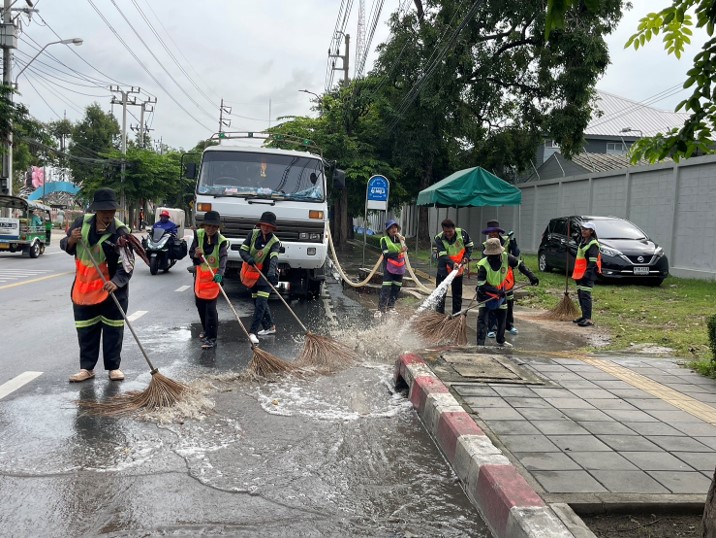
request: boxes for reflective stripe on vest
[572,238,602,280]
[239,229,279,288]
[71,215,125,306]
[382,236,405,271]
[195,228,227,300]
[439,228,466,276]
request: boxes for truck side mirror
[333,169,346,190]
[185,162,197,179]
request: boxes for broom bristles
[78,371,189,416]
[297,332,357,371]
[540,291,581,321]
[413,311,450,343]
[246,346,297,378]
[413,310,469,345]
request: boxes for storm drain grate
[437,352,546,385]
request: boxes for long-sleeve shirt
[153,219,178,235]
[476,254,536,301]
[239,230,280,276]
[60,215,133,291]
[434,229,474,277]
[189,231,228,276]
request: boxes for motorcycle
[143,228,187,275]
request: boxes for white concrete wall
[398,154,716,280]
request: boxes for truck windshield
[197,151,325,202]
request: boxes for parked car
[538,216,669,286]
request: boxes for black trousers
[74,291,127,371]
[489,294,515,331]
[435,274,463,315]
[576,277,594,320]
[250,281,273,334]
[378,271,403,312]
[478,306,507,345]
[195,296,219,340]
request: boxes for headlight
[600,246,622,257]
[654,246,664,258]
[309,233,321,240]
[299,232,308,240]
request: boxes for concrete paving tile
[568,451,638,470]
[639,374,678,385]
[648,471,713,494]
[667,383,709,394]
[602,409,658,422]
[645,435,714,452]
[622,422,683,436]
[695,437,716,450]
[647,410,706,422]
[686,393,716,403]
[532,470,608,493]
[543,397,597,410]
[545,372,586,382]
[487,420,542,435]
[560,408,614,422]
[515,452,582,471]
[565,388,616,399]
[674,422,716,437]
[533,420,591,435]
[622,451,696,471]
[462,396,510,408]
[517,408,568,421]
[504,396,553,408]
[500,434,560,452]
[451,385,499,397]
[675,452,716,471]
[531,364,571,373]
[559,380,601,390]
[564,364,603,373]
[547,435,612,452]
[589,470,669,493]
[531,388,573,398]
[607,388,654,399]
[490,386,538,397]
[591,380,632,390]
[623,398,680,411]
[596,435,661,452]
[472,407,524,421]
[630,367,673,375]
[585,398,638,410]
[579,422,638,436]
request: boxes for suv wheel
[538,251,551,273]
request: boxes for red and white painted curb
[395,353,577,538]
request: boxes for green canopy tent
[416,166,521,208]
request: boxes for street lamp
[14,37,83,86]
[298,89,320,100]
[620,127,643,137]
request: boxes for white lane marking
[0,371,43,400]
[175,285,190,292]
[127,310,148,322]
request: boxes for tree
[68,103,120,191]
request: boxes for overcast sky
[8,0,697,150]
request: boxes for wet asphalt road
[0,238,490,537]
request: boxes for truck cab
[186,133,341,297]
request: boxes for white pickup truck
[185,132,344,297]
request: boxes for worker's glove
[530,276,539,286]
[461,257,469,265]
[268,272,278,285]
[213,274,223,283]
[245,256,256,265]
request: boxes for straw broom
[203,257,297,378]
[251,264,357,371]
[78,240,188,416]
[542,220,580,321]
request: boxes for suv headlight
[654,246,664,259]
[600,246,622,257]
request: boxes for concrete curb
[394,352,579,538]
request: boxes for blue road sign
[366,175,389,210]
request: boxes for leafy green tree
[68,103,120,189]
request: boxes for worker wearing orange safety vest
[476,238,539,347]
[190,210,228,349]
[376,219,408,317]
[60,188,133,383]
[572,222,601,327]
[239,211,281,344]
[434,218,474,315]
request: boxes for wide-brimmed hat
[203,210,221,226]
[385,219,400,231]
[483,237,504,255]
[258,211,277,229]
[481,226,505,235]
[160,210,170,217]
[89,188,119,211]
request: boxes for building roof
[586,90,690,137]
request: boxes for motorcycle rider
[153,210,178,235]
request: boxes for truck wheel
[29,242,41,258]
[307,279,323,298]
[150,256,159,275]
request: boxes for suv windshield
[591,218,646,240]
[197,151,325,202]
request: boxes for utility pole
[329,34,351,247]
[139,97,156,148]
[110,85,140,223]
[1,0,17,200]
[219,98,231,135]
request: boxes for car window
[551,218,567,236]
[593,219,646,240]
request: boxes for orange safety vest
[437,228,467,276]
[195,228,228,300]
[72,215,124,306]
[572,239,602,280]
[239,229,279,288]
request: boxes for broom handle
[81,239,158,373]
[449,283,529,319]
[199,255,256,347]
[251,263,309,334]
[564,221,571,293]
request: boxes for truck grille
[196,215,325,243]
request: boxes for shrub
[708,314,716,363]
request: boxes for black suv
[538,216,669,286]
